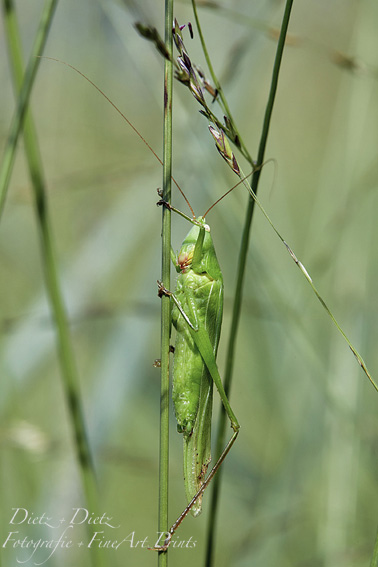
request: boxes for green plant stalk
[191,0,253,164]
[0,0,58,219]
[2,2,102,566]
[204,1,295,565]
[370,527,378,566]
[158,0,173,563]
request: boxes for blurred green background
[1,1,378,566]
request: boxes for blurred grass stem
[0,0,57,219]
[2,2,102,565]
[370,528,378,567]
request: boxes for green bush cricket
[40,57,242,550]
[44,51,377,554]
[155,202,240,551]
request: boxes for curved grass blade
[236,165,378,392]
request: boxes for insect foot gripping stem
[156,198,173,210]
[148,531,173,552]
[157,280,172,298]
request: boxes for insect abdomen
[172,271,222,435]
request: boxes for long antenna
[203,158,277,218]
[40,56,195,218]
[203,171,253,218]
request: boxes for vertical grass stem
[370,527,378,567]
[158,0,173,564]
